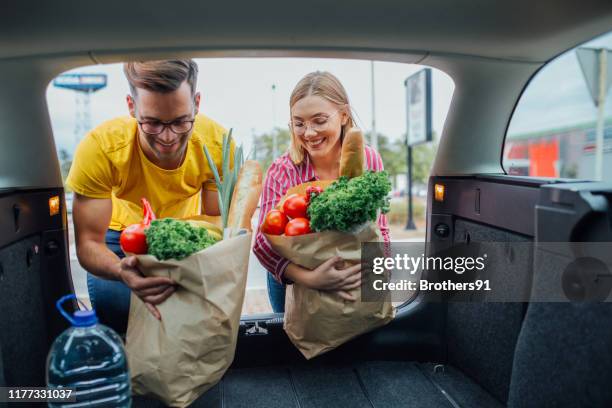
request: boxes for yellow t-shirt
[66,114,230,231]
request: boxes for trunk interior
[1,176,611,407]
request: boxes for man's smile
[155,139,180,153]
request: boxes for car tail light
[434,184,445,202]
[49,195,60,216]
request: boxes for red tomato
[283,194,309,219]
[285,218,311,236]
[305,186,324,203]
[261,210,288,235]
[306,185,323,196]
[120,197,156,255]
[120,222,148,254]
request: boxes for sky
[508,31,612,136]
[47,31,612,156]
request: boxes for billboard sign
[53,73,108,92]
[405,68,433,146]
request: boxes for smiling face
[127,81,200,169]
[290,95,348,163]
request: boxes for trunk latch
[244,321,268,336]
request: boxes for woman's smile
[305,136,326,149]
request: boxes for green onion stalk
[202,129,244,231]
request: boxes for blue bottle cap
[72,310,99,327]
[56,294,99,327]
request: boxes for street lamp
[272,84,277,159]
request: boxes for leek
[203,129,244,229]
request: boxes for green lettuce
[307,171,392,232]
[146,218,218,260]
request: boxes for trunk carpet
[133,361,502,407]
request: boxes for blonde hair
[123,59,198,96]
[288,71,355,164]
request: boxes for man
[67,59,230,333]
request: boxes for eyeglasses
[289,110,342,137]
[137,118,195,135]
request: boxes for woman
[253,71,390,313]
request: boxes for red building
[504,119,612,179]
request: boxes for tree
[252,127,291,172]
[58,148,73,183]
[365,131,437,188]
[363,131,406,188]
[411,140,437,185]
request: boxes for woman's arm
[284,259,362,301]
[252,161,363,298]
[252,161,292,282]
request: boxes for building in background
[504,118,612,179]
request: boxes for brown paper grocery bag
[126,233,251,407]
[265,224,395,359]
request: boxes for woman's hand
[285,256,361,301]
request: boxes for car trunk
[2,178,612,407]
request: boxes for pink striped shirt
[253,145,391,283]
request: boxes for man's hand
[118,256,176,320]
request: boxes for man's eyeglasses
[137,119,195,135]
[289,110,342,137]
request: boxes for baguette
[339,127,365,178]
[227,160,263,231]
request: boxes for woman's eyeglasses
[137,119,195,135]
[289,110,341,137]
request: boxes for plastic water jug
[46,294,131,407]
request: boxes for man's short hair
[123,59,198,96]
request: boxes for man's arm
[73,193,176,320]
[202,188,220,216]
[73,193,122,280]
